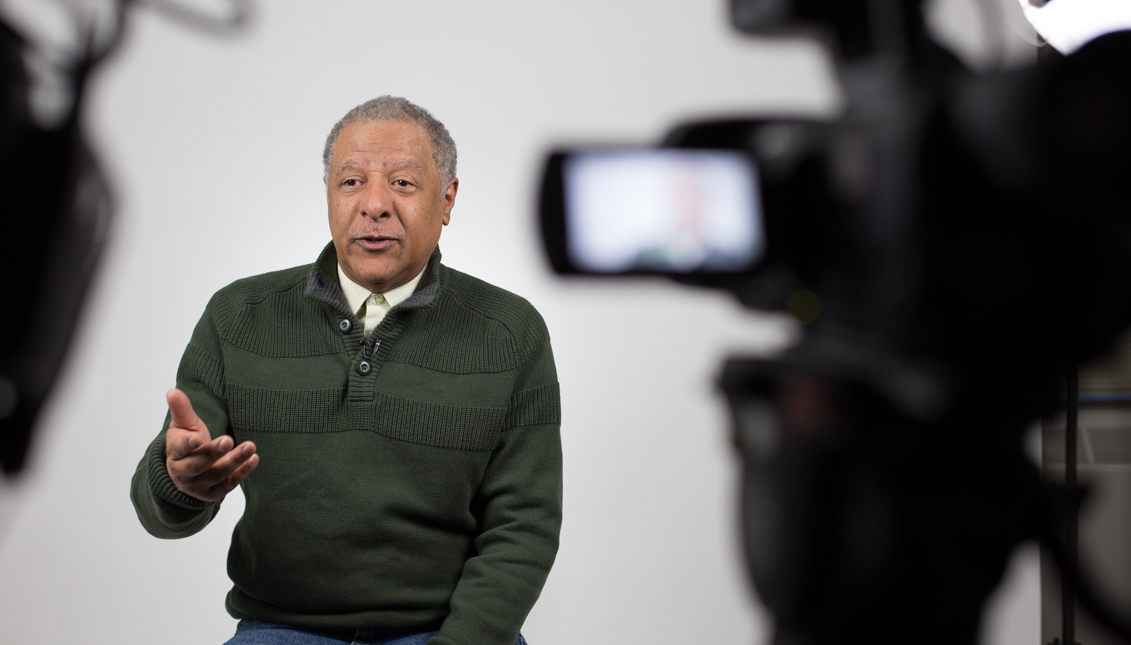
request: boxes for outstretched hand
[164,388,258,502]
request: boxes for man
[131,96,562,645]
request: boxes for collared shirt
[337,264,426,336]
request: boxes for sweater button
[339,319,352,333]
[356,360,371,375]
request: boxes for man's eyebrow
[336,160,363,175]
[388,160,424,172]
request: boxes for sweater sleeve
[429,334,563,645]
[130,298,232,539]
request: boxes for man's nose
[360,180,393,219]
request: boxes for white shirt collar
[336,263,427,318]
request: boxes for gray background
[0,1,1039,643]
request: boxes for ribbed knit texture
[130,244,562,645]
[177,344,225,398]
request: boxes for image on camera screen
[562,149,763,273]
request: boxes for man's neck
[337,264,427,319]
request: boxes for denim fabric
[223,620,529,645]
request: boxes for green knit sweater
[130,243,562,645]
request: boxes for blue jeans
[223,620,529,645]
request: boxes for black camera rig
[540,1,1131,643]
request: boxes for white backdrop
[0,2,1037,643]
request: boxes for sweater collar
[305,242,443,313]
[336,263,425,317]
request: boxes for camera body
[542,29,1131,422]
[539,1,1131,641]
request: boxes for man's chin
[356,270,398,287]
[339,256,395,286]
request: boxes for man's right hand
[164,388,259,502]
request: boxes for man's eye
[343,179,360,187]
[394,180,412,187]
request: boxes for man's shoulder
[207,263,314,312]
[441,265,549,341]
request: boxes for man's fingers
[167,440,257,502]
[165,385,227,462]
[166,388,207,433]
[173,441,256,485]
[167,427,229,460]
[208,452,259,497]
[166,431,192,460]
[169,438,236,477]
[199,441,256,482]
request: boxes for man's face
[327,119,457,294]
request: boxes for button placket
[356,337,382,376]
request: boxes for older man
[131,96,562,645]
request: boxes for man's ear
[442,177,459,226]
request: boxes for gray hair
[322,96,457,188]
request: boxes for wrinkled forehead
[331,119,436,173]
[336,158,425,177]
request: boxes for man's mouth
[354,235,397,251]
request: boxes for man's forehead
[335,119,430,154]
[332,120,434,173]
[336,158,424,172]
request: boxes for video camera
[540,1,1131,643]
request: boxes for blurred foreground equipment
[540,0,1131,642]
[0,12,116,475]
[1041,331,1131,645]
[0,0,249,476]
